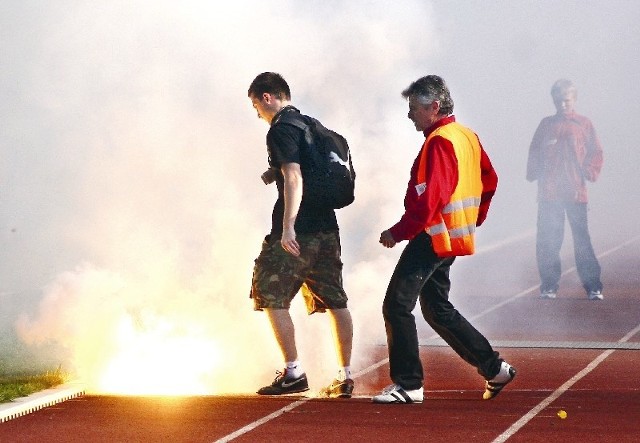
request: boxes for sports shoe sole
[483,366,516,400]
[257,385,309,395]
[319,379,354,398]
[257,374,310,395]
[322,387,353,399]
[372,388,423,404]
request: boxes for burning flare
[97,311,221,395]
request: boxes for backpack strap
[273,110,309,131]
[274,113,316,150]
[278,117,308,132]
[271,105,304,125]
[272,112,324,171]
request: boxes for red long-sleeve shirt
[526,112,603,203]
[389,116,498,242]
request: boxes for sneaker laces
[271,370,286,384]
[381,384,400,394]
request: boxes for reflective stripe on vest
[417,122,483,257]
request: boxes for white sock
[285,361,303,378]
[337,366,351,381]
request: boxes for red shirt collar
[423,115,456,137]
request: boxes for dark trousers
[382,232,501,390]
[536,201,602,293]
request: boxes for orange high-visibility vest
[416,122,483,257]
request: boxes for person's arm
[477,144,498,227]
[281,162,303,256]
[582,120,603,182]
[526,121,545,182]
[387,138,457,243]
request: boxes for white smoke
[1,0,435,392]
[2,0,639,393]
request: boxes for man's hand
[281,227,300,256]
[379,230,397,248]
[261,168,276,185]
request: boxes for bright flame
[96,312,220,395]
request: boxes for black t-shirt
[266,106,338,239]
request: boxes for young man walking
[248,72,354,398]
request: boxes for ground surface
[1,230,638,442]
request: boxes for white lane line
[474,229,535,256]
[212,233,534,441]
[492,322,640,443]
[357,233,640,378]
[353,231,537,380]
[468,233,640,322]
[214,398,310,443]
[214,233,640,442]
[418,339,640,350]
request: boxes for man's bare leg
[328,308,353,368]
[265,308,298,362]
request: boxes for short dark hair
[402,75,454,115]
[551,78,577,99]
[248,72,291,100]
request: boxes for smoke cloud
[1,1,638,393]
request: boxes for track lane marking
[466,233,640,323]
[489,234,640,442]
[491,322,640,443]
[214,233,640,442]
[214,399,309,443]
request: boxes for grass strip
[0,367,66,403]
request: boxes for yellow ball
[557,410,567,419]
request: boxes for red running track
[1,232,639,442]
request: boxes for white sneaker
[372,384,423,404]
[588,290,604,300]
[540,289,557,299]
[483,361,516,400]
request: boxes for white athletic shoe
[540,289,557,299]
[588,290,604,300]
[372,384,423,404]
[483,361,516,400]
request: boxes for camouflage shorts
[250,231,348,314]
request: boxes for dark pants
[382,232,501,390]
[536,201,602,293]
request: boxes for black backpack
[275,113,355,209]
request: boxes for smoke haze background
[1,0,638,393]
